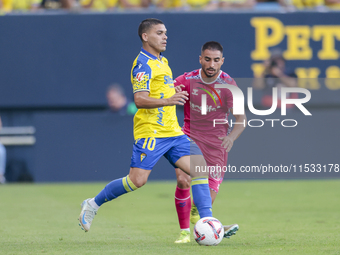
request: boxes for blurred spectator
[0,0,40,12]
[324,0,340,9]
[80,0,150,10]
[0,116,6,184]
[80,0,117,11]
[220,0,256,9]
[118,0,150,8]
[254,0,281,11]
[107,84,137,116]
[40,0,74,9]
[252,49,298,109]
[154,0,219,10]
[185,0,217,9]
[277,0,325,10]
[153,0,184,9]
[173,0,256,11]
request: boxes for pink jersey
[175,69,238,191]
[175,69,237,149]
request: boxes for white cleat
[223,224,239,238]
[78,198,97,232]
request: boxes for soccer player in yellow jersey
[79,19,216,241]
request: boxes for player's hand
[218,136,234,152]
[166,91,189,106]
[175,84,185,93]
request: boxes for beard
[202,68,217,78]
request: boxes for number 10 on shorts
[142,138,156,151]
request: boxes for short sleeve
[132,62,152,93]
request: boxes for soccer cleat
[190,204,200,225]
[174,230,190,243]
[223,224,239,238]
[78,198,97,232]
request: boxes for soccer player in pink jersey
[173,41,247,243]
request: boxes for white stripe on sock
[174,195,191,201]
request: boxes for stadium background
[0,12,339,182]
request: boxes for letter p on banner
[213,119,228,127]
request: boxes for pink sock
[174,186,191,230]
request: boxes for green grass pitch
[1,180,340,255]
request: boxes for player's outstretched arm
[134,91,189,109]
[218,109,247,152]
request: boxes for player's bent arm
[134,91,189,109]
[228,109,247,142]
[219,110,246,152]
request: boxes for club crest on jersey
[136,72,145,82]
[140,153,147,162]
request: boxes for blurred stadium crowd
[0,0,339,13]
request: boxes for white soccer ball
[193,217,224,246]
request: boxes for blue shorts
[130,135,202,170]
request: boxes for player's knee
[190,155,207,177]
[177,174,191,189]
[131,177,147,188]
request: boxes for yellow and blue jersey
[131,48,183,140]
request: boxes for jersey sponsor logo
[190,101,219,113]
[140,153,147,162]
[157,93,165,126]
[164,75,173,85]
[136,72,145,82]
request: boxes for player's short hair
[201,41,223,54]
[138,18,164,42]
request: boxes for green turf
[1,180,340,255]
